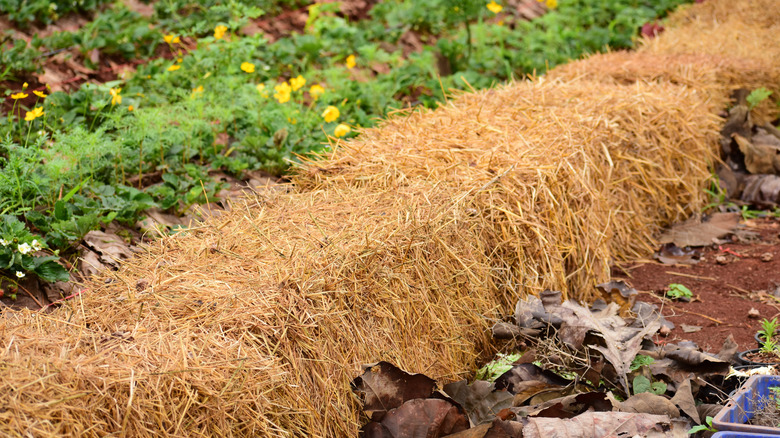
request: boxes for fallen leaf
[741,174,780,207]
[522,391,614,419]
[619,392,679,418]
[443,418,524,438]
[595,280,637,314]
[494,363,569,394]
[363,398,469,438]
[81,230,138,277]
[654,243,700,265]
[734,133,780,175]
[352,362,437,421]
[561,301,661,394]
[670,379,699,423]
[680,324,702,333]
[443,380,514,426]
[658,212,740,247]
[522,412,674,438]
[511,380,560,406]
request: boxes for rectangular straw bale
[0,76,719,437]
[0,0,777,436]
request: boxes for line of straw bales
[1,0,779,436]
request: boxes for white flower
[31,239,42,251]
[15,271,25,278]
[17,243,32,255]
[0,239,8,246]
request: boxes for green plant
[687,416,716,434]
[475,352,521,381]
[747,87,773,110]
[759,318,779,343]
[632,375,667,395]
[629,354,655,371]
[760,339,780,355]
[666,283,692,300]
[0,215,69,283]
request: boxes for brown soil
[613,217,780,354]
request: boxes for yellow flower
[289,75,306,91]
[542,0,557,8]
[487,1,503,13]
[22,82,28,89]
[109,88,122,105]
[11,92,28,100]
[334,124,351,138]
[345,54,356,69]
[167,64,181,72]
[309,84,325,100]
[321,105,340,123]
[33,90,47,98]
[128,105,134,111]
[173,36,181,44]
[24,107,44,121]
[241,62,255,73]
[164,34,174,44]
[191,85,204,98]
[274,82,292,103]
[256,83,266,92]
[214,25,227,40]
[177,57,183,63]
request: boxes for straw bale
[0,0,778,436]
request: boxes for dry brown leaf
[352,362,437,422]
[364,398,469,438]
[658,212,740,247]
[734,133,780,174]
[443,380,513,426]
[619,392,679,418]
[670,379,699,423]
[522,412,674,438]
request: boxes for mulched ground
[614,217,780,353]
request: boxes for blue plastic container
[713,375,780,435]
[713,432,780,437]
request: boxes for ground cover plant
[1,0,693,293]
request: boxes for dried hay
[1,0,778,436]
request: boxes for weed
[759,318,779,344]
[687,416,716,434]
[666,283,692,300]
[747,87,773,110]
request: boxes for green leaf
[630,354,654,371]
[650,381,667,395]
[632,375,651,394]
[61,178,90,203]
[53,200,71,221]
[747,87,773,110]
[34,259,70,282]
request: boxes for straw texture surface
[1,0,778,436]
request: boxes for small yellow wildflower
[11,92,28,100]
[22,82,28,89]
[214,25,227,40]
[191,85,204,98]
[274,82,292,103]
[287,117,297,125]
[289,75,306,91]
[487,1,503,13]
[321,105,340,123]
[256,83,268,97]
[109,88,122,105]
[173,36,181,44]
[309,84,325,100]
[24,107,44,121]
[241,62,255,73]
[345,54,356,69]
[167,64,181,72]
[177,57,183,63]
[334,124,351,138]
[33,90,47,98]
[128,105,135,111]
[164,34,174,44]
[538,0,557,8]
